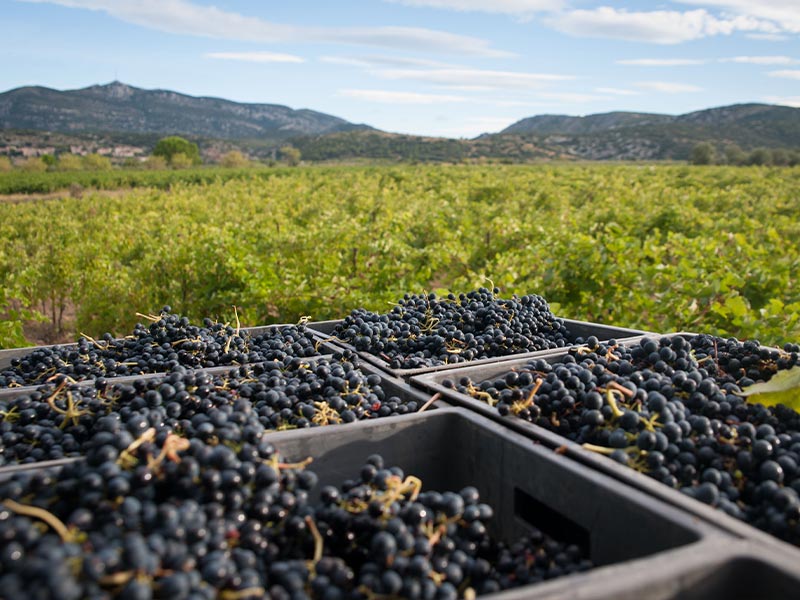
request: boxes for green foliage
[0,166,280,194]
[152,136,201,165]
[279,146,301,166]
[219,150,250,168]
[57,154,84,171]
[0,165,798,347]
[747,148,772,166]
[724,144,747,166]
[82,153,113,171]
[690,142,715,165]
[740,366,800,410]
[169,152,193,169]
[18,157,47,173]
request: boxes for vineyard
[1,164,799,348]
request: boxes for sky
[1,1,799,138]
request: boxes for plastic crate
[0,359,446,470]
[1,408,754,599]
[192,409,795,599]
[411,334,800,562]
[308,318,649,380]
[0,324,341,396]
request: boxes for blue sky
[2,0,799,137]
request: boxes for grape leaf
[738,366,800,410]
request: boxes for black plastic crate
[0,359,446,470]
[488,540,800,599]
[411,335,800,562]
[0,323,339,373]
[230,408,756,598]
[0,407,742,599]
[0,324,342,398]
[309,318,648,380]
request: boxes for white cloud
[768,70,800,79]
[547,7,779,44]
[763,95,800,107]
[746,33,789,41]
[384,0,563,16]
[676,1,800,34]
[320,55,455,69]
[595,87,641,95]
[537,91,610,103]
[375,68,574,90]
[19,0,512,57]
[617,58,706,66]
[636,81,703,93]
[338,89,468,104]
[721,55,797,64]
[205,51,304,64]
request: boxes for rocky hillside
[496,103,800,160]
[0,81,369,141]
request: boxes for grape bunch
[334,288,572,370]
[0,307,321,388]
[0,354,423,465]
[0,434,592,599]
[444,334,800,545]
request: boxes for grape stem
[305,515,324,563]
[417,393,441,413]
[219,588,267,600]
[581,443,617,455]
[117,427,157,468]
[3,499,78,543]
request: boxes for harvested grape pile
[444,334,800,545]
[334,288,572,370]
[0,308,321,388]
[0,439,592,599]
[0,354,423,466]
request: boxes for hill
[497,103,800,160]
[0,81,369,142]
[1,80,798,162]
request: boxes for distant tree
[83,153,113,170]
[0,156,11,172]
[57,154,84,171]
[747,148,772,166]
[18,157,47,172]
[143,155,167,170]
[153,136,200,165]
[280,145,301,166]
[41,154,57,168]
[724,144,746,166]
[788,150,800,167]
[689,142,715,165]
[169,152,193,169]
[219,150,250,168]
[771,148,789,166]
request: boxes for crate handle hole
[513,487,591,554]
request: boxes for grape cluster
[313,454,592,598]
[334,288,571,370]
[0,354,422,465]
[0,437,591,599]
[0,308,321,388]
[444,334,800,545]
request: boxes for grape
[450,334,800,545]
[0,308,322,388]
[0,439,592,598]
[0,353,421,465]
[334,288,572,370]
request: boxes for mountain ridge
[0,81,371,142]
[1,81,798,162]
